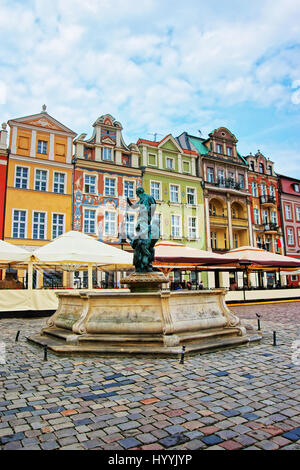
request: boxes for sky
[1,0,300,177]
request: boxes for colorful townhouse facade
[246,151,282,254]
[72,114,142,248]
[4,106,76,252]
[0,123,8,240]
[178,127,251,253]
[277,174,300,261]
[136,134,205,250]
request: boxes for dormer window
[250,161,255,171]
[268,165,272,175]
[259,163,264,174]
[226,147,233,157]
[293,183,300,193]
[103,148,112,161]
[216,144,223,154]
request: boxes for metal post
[273,331,277,346]
[15,330,20,342]
[180,345,186,364]
[44,345,48,361]
[256,313,261,331]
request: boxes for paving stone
[201,434,224,446]
[119,437,141,449]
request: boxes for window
[124,180,134,198]
[298,229,300,246]
[170,184,179,203]
[52,214,64,239]
[105,211,116,236]
[150,181,160,200]
[218,169,225,186]
[210,231,217,249]
[207,167,214,183]
[182,161,190,173]
[293,183,300,193]
[226,147,233,156]
[209,204,216,216]
[84,209,96,234]
[166,158,174,170]
[287,228,294,245]
[269,185,275,197]
[188,217,197,238]
[153,213,162,237]
[228,171,235,188]
[271,211,277,224]
[125,214,135,237]
[259,163,264,174]
[187,187,196,205]
[103,148,112,161]
[53,172,65,194]
[252,182,258,197]
[33,211,46,240]
[250,161,255,171]
[268,165,272,176]
[171,215,181,237]
[105,178,116,196]
[234,233,238,248]
[37,140,47,154]
[238,174,245,189]
[35,169,47,192]
[285,204,292,220]
[84,175,96,194]
[262,210,268,224]
[261,184,266,196]
[15,166,28,189]
[12,210,26,238]
[216,144,223,154]
[148,154,157,166]
[296,207,300,222]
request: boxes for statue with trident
[126,187,160,272]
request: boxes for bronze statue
[127,187,159,272]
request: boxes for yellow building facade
[4,106,76,253]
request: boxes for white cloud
[0,0,300,176]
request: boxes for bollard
[180,345,186,364]
[43,345,48,361]
[273,331,277,346]
[15,330,20,342]
[256,313,261,331]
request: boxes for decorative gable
[210,127,238,143]
[8,111,76,136]
[158,135,182,153]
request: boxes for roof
[137,136,198,156]
[187,135,210,155]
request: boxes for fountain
[28,188,261,355]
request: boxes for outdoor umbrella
[32,231,133,289]
[153,240,239,266]
[0,239,32,264]
[223,246,300,269]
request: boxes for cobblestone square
[0,301,299,450]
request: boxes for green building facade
[136,134,206,251]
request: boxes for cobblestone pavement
[0,301,299,451]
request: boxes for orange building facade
[4,106,76,252]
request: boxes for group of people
[171,280,204,290]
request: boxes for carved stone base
[27,289,262,355]
[120,271,169,292]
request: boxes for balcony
[206,179,245,191]
[264,222,278,233]
[260,195,276,206]
[232,216,248,227]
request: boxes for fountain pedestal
[28,277,261,355]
